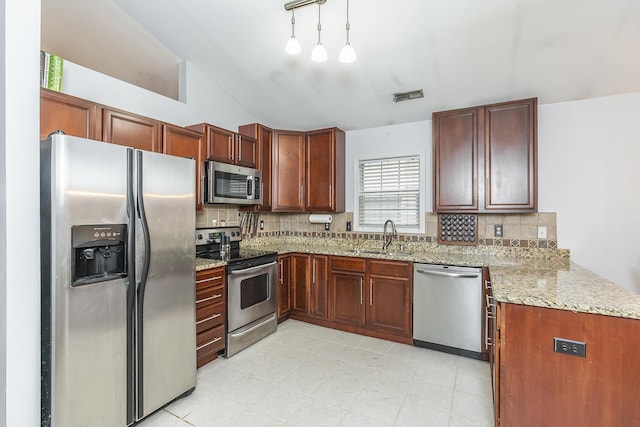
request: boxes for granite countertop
[195,258,226,271]
[237,239,640,320]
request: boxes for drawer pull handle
[196,336,222,351]
[197,275,223,283]
[196,313,222,325]
[196,294,222,304]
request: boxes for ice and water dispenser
[71,224,127,286]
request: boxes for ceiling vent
[393,89,424,103]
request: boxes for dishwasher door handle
[415,269,480,279]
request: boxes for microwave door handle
[247,177,253,197]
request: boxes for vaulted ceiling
[42,0,640,131]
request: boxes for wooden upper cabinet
[238,123,273,211]
[433,107,480,211]
[484,99,537,211]
[188,123,256,168]
[433,97,537,213]
[272,130,306,212]
[305,128,345,213]
[162,123,204,210]
[102,108,161,152]
[40,88,99,140]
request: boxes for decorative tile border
[252,230,557,249]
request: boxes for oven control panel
[196,226,242,246]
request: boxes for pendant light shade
[339,0,356,63]
[285,9,301,54]
[311,3,327,62]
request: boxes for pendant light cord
[345,0,350,44]
[317,3,322,44]
[290,9,296,37]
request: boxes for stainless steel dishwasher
[413,263,483,359]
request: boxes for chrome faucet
[382,219,397,251]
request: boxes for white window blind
[358,156,421,228]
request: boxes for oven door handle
[229,261,278,275]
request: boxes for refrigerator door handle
[125,148,136,425]
[135,150,152,419]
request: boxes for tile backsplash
[197,207,560,249]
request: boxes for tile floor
[139,320,494,427]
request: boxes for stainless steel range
[196,226,278,357]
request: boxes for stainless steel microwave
[204,161,262,205]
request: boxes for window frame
[353,151,426,234]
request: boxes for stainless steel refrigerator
[41,134,197,426]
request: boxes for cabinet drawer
[369,260,411,277]
[196,284,224,309]
[196,302,225,334]
[196,324,225,367]
[331,256,366,272]
[196,267,225,289]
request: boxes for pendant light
[285,9,301,55]
[311,3,327,62]
[338,0,356,63]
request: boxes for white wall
[62,59,257,130]
[345,92,640,293]
[1,0,42,425]
[538,92,640,293]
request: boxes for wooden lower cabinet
[367,260,412,336]
[310,255,329,319]
[496,303,640,426]
[195,267,226,368]
[286,255,412,343]
[329,257,366,326]
[290,254,311,314]
[277,255,291,320]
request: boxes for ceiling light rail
[283,0,356,63]
[284,0,326,11]
[393,89,424,103]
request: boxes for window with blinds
[357,156,421,229]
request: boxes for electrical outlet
[346,221,352,232]
[324,223,330,231]
[494,224,503,237]
[259,220,264,230]
[538,226,547,239]
[554,338,586,358]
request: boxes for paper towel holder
[308,214,332,224]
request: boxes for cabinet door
[329,271,365,327]
[278,255,291,319]
[492,302,501,427]
[484,98,537,211]
[258,126,273,210]
[40,88,98,140]
[366,260,412,336]
[236,134,257,168]
[238,124,272,211]
[272,131,305,212]
[162,124,204,210]
[433,107,480,211]
[306,129,342,212]
[102,108,161,152]
[290,254,310,314]
[311,255,329,319]
[205,125,235,164]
